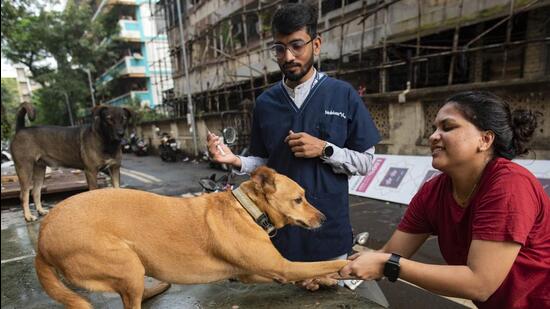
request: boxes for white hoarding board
[349,155,550,205]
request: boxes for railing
[118,19,141,41]
[106,90,151,107]
[92,0,137,21]
[97,56,146,85]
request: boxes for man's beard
[280,52,314,82]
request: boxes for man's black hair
[271,3,318,39]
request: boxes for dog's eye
[293,197,302,204]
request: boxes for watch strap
[389,253,401,264]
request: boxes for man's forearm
[321,145,375,176]
[233,156,268,175]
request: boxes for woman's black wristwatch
[383,253,401,282]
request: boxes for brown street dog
[35,166,349,309]
[10,103,132,222]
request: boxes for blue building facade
[93,0,172,108]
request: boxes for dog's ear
[251,166,277,195]
[92,105,108,131]
[122,107,134,122]
[122,107,136,129]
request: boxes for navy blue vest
[249,75,380,261]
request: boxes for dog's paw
[38,209,49,216]
[25,214,38,222]
[315,277,339,286]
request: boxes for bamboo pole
[502,0,516,77]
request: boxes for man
[207,2,379,279]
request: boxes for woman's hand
[338,252,390,281]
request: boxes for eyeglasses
[269,37,315,59]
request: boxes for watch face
[324,145,334,157]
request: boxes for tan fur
[35,166,348,309]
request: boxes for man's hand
[284,130,326,158]
[206,132,240,166]
[338,252,389,281]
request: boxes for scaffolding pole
[175,0,198,156]
[502,0,516,77]
[448,0,464,85]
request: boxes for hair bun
[511,109,541,156]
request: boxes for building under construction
[140,0,549,159]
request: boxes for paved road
[1,154,474,308]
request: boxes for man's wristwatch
[321,143,334,158]
[383,253,401,282]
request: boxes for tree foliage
[1,78,20,139]
[1,0,120,127]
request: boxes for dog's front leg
[109,166,121,188]
[237,274,275,283]
[84,170,99,190]
[270,260,349,283]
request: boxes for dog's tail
[15,102,36,132]
[35,252,93,309]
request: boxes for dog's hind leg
[109,165,121,188]
[32,164,49,216]
[15,163,36,222]
[142,280,171,301]
[59,238,147,309]
[113,256,147,309]
[84,170,98,190]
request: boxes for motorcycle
[159,132,187,162]
[198,172,234,193]
[1,141,12,164]
[121,137,132,153]
[129,133,149,156]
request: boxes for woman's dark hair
[271,3,318,39]
[445,91,541,160]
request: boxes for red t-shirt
[398,158,550,309]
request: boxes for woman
[339,91,549,308]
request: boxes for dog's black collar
[231,187,277,237]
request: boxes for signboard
[349,155,550,205]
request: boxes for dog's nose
[116,130,125,138]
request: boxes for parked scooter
[1,141,11,164]
[129,133,149,156]
[159,132,187,162]
[159,132,181,162]
[121,137,132,153]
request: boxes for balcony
[92,0,137,21]
[106,90,152,107]
[97,56,146,85]
[118,19,141,42]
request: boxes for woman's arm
[341,239,521,302]
[379,230,430,258]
